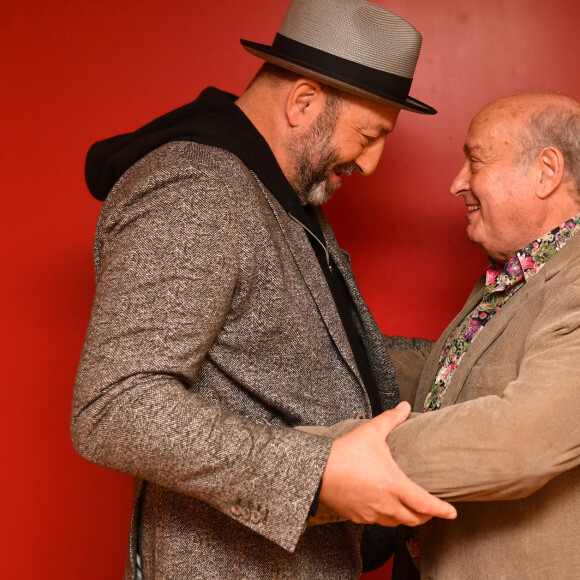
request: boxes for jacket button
[230,505,243,517]
[354,412,368,420]
[241,507,251,521]
[250,510,262,524]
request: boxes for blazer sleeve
[71,151,332,552]
[387,271,580,502]
[382,335,433,404]
[387,347,432,404]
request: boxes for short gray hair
[252,62,345,113]
[516,104,580,191]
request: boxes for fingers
[370,410,457,521]
[337,402,411,445]
[392,467,457,521]
[364,503,436,528]
[318,403,457,526]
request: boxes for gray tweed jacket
[71,141,401,579]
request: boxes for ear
[535,147,565,199]
[285,78,325,128]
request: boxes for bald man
[306,93,580,579]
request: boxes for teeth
[468,205,481,211]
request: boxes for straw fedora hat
[241,0,435,115]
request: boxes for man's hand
[318,402,457,527]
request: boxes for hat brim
[241,39,436,115]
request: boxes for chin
[466,225,485,246]
[307,182,339,206]
[466,232,489,254]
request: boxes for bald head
[476,92,579,120]
[473,93,580,191]
[451,92,580,263]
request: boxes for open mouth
[334,163,357,178]
[329,169,343,185]
[467,205,481,213]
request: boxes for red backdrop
[2,1,579,578]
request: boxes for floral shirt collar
[486,214,580,293]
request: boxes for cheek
[330,132,362,161]
[481,197,523,243]
[335,142,361,162]
[475,175,511,217]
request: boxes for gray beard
[296,144,341,206]
[299,157,358,206]
[287,98,345,206]
[306,180,336,206]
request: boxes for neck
[541,187,580,232]
[236,81,296,184]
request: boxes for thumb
[370,402,411,436]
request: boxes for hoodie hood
[85,87,294,205]
[84,85,325,260]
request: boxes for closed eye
[468,157,483,173]
[362,134,381,145]
[363,126,391,143]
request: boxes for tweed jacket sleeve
[71,142,343,552]
[387,236,580,502]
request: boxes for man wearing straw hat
[71,1,455,578]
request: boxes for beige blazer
[387,232,580,579]
[71,142,404,579]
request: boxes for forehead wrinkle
[352,122,391,138]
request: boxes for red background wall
[2,1,579,578]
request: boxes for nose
[355,138,386,176]
[450,160,470,196]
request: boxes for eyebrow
[368,125,392,137]
[463,143,485,156]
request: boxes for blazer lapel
[440,285,533,406]
[416,268,548,409]
[259,187,364,388]
[413,280,485,410]
[318,212,404,412]
[318,212,395,386]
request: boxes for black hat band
[271,34,413,102]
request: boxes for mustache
[334,162,358,176]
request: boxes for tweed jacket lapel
[317,211,398,399]
[258,183,365,392]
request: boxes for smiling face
[289,94,400,205]
[450,102,544,263]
